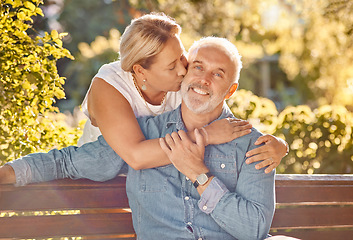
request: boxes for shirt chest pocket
[205,155,238,191]
[139,164,176,192]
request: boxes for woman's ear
[224,83,238,99]
[132,64,146,79]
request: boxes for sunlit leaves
[0,0,78,164]
[275,104,353,174]
[268,0,353,107]
[134,0,353,109]
[227,90,353,174]
[227,89,279,134]
[63,28,120,107]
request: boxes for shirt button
[202,205,208,210]
[186,176,189,181]
[184,196,190,201]
[220,163,226,169]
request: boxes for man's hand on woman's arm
[0,165,16,184]
[202,118,252,145]
[160,129,210,195]
[186,118,252,146]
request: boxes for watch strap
[193,172,213,188]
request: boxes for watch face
[197,173,208,185]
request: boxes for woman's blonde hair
[120,12,181,73]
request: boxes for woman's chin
[169,86,181,92]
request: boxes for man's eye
[195,66,202,70]
[215,73,223,77]
[169,66,176,70]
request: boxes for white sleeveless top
[77,61,182,146]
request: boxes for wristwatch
[193,172,213,188]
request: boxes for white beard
[181,82,226,114]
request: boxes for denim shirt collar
[165,102,235,131]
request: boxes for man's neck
[180,102,224,131]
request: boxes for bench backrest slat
[270,174,353,240]
[1,174,353,239]
[0,177,129,211]
[0,213,134,239]
[0,177,134,239]
[275,174,353,204]
[272,206,353,228]
[271,229,353,240]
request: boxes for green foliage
[227,90,353,174]
[60,29,121,109]
[56,0,136,108]
[58,0,133,53]
[271,0,353,108]
[275,105,353,174]
[227,89,278,134]
[0,0,80,164]
[131,0,353,110]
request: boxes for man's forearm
[2,136,127,186]
[0,165,16,184]
[210,183,274,240]
[207,132,275,239]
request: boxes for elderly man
[0,37,275,240]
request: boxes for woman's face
[143,37,187,93]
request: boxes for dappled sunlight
[78,29,120,59]
[1,0,352,175]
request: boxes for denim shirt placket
[166,112,197,236]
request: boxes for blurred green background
[1,0,352,174]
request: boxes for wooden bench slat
[272,206,353,228]
[0,188,129,211]
[0,213,135,239]
[272,175,353,239]
[275,174,353,183]
[275,174,353,204]
[0,178,129,211]
[275,185,353,204]
[1,174,353,239]
[82,236,136,240]
[271,228,353,240]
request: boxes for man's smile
[190,85,210,96]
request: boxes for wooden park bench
[1,174,353,240]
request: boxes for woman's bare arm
[87,78,272,171]
[87,77,171,170]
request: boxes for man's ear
[224,83,238,99]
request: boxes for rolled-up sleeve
[6,136,127,186]
[198,177,229,214]
[6,159,32,187]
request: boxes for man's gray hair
[188,37,242,83]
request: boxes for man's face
[181,46,237,114]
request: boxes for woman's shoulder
[98,60,126,75]
[95,60,132,85]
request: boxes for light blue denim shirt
[8,104,275,240]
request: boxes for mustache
[184,83,211,93]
